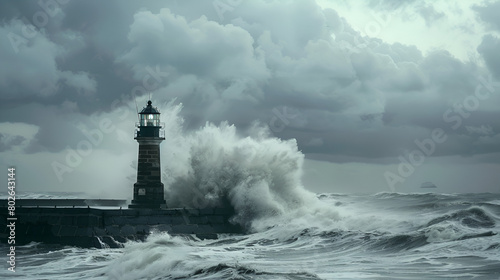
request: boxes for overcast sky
[1,0,499,196]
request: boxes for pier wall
[0,205,241,248]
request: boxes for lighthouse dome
[139,100,160,114]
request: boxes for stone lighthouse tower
[129,100,166,209]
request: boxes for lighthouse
[129,100,167,209]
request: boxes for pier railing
[134,122,165,138]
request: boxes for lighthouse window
[148,114,153,119]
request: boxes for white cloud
[120,9,269,82]
[318,0,487,62]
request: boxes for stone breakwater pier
[0,199,242,248]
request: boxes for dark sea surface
[1,192,499,280]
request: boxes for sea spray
[158,103,325,230]
[106,233,195,280]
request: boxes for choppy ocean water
[1,192,499,280]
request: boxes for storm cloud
[0,0,499,194]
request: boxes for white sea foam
[159,103,328,230]
[425,225,463,243]
[106,233,195,280]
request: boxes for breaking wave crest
[159,104,324,230]
[426,207,496,228]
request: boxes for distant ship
[421,182,437,188]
